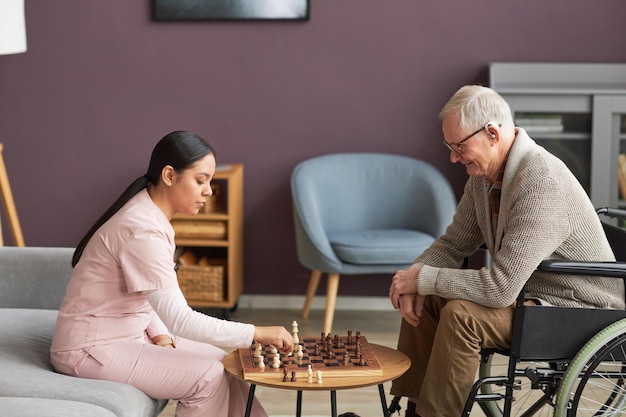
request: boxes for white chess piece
[272,356,281,369]
[307,364,313,376]
[296,344,304,359]
[254,343,262,357]
[292,320,299,345]
[316,370,323,384]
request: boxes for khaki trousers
[390,296,515,417]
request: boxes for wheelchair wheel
[477,351,558,417]
[554,318,626,417]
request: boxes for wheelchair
[388,207,626,417]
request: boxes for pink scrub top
[51,189,178,353]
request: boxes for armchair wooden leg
[323,273,340,336]
[302,270,322,319]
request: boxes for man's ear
[161,165,176,186]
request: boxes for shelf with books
[515,113,564,133]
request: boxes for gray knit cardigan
[416,129,625,309]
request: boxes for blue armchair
[291,153,457,334]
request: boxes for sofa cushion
[0,397,118,417]
[0,309,166,417]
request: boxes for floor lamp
[0,0,27,246]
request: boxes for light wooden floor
[159,307,485,417]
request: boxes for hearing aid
[486,121,497,139]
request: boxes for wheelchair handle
[596,207,626,220]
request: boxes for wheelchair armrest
[538,260,626,278]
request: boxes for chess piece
[291,371,297,382]
[316,370,323,384]
[307,374,313,383]
[307,364,313,377]
[270,345,278,354]
[296,344,304,359]
[254,343,262,357]
[258,356,265,368]
[283,369,289,382]
[292,320,299,345]
[359,354,366,366]
[272,355,281,369]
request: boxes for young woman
[51,130,293,417]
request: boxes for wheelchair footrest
[462,375,519,416]
[473,393,506,402]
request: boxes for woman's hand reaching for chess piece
[254,326,294,354]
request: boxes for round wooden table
[223,343,410,417]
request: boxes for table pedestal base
[243,383,392,417]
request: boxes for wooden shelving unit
[171,163,243,311]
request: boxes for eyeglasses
[443,126,486,155]
[442,122,501,154]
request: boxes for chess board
[238,333,382,381]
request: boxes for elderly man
[388,85,625,417]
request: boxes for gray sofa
[0,246,168,417]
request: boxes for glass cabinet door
[505,95,593,195]
[490,62,626,213]
[592,96,626,209]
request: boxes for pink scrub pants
[51,337,266,417]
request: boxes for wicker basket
[172,219,227,239]
[177,262,225,302]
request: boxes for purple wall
[1,0,625,297]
